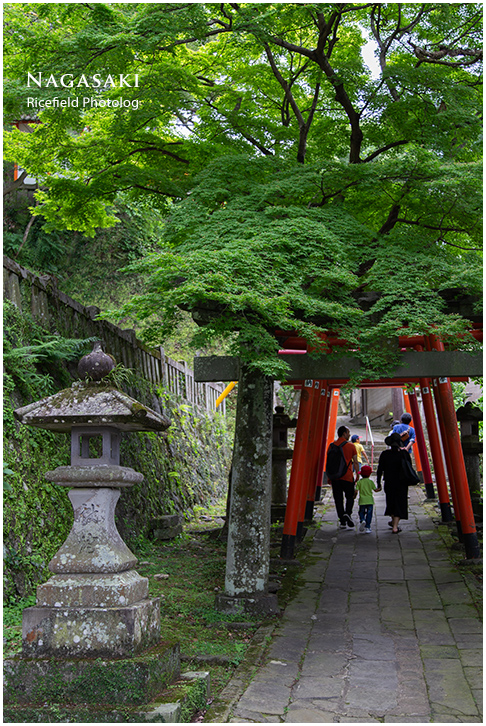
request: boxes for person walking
[355,464,381,533]
[376,432,412,533]
[351,434,370,472]
[326,425,359,529]
[392,413,416,453]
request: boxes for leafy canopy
[3,3,482,378]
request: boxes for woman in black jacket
[377,432,413,533]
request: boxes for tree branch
[410,41,483,67]
[14,212,36,260]
[363,139,409,163]
[395,218,471,234]
[4,169,28,197]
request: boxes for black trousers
[331,479,355,522]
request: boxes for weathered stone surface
[46,464,144,488]
[221,366,274,603]
[78,341,115,381]
[14,381,170,432]
[151,515,183,540]
[48,487,138,574]
[422,657,480,716]
[215,592,279,617]
[4,641,180,705]
[22,597,160,658]
[36,570,149,608]
[200,486,483,724]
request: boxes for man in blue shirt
[392,413,416,452]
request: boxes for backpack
[325,441,351,481]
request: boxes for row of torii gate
[195,328,482,616]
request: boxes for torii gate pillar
[215,364,279,615]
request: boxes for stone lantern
[456,401,483,520]
[12,342,171,659]
[271,405,297,522]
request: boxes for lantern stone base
[22,597,160,659]
[36,570,149,608]
[4,642,179,706]
[4,646,210,723]
[4,647,210,723]
[215,592,279,616]
[4,665,209,724]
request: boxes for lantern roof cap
[14,381,170,433]
[456,401,483,422]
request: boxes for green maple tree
[3,3,482,378]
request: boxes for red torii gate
[277,328,482,561]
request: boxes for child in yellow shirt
[351,435,370,472]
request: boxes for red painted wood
[282,381,315,537]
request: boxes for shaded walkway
[227,487,482,723]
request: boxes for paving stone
[429,713,471,722]
[424,546,451,561]
[267,636,307,661]
[423,658,479,716]
[407,580,443,608]
[471,689,482,712]
[352,634,396,660]
[430,565,464,584]
[447,617,483,635]
[312,612,348,630]
[384,716,432,722]
[378,566,405,581]
[284,702,335,722]
[304,562,330,581]
[236,687,289,716]
[438,582,477,606]
[231,708,279,722]
[443,602,479,618]
[341,719,382,723]
[378,583,410,606]
[403,564,433,579]
[317,588,349,611]
[377,546,403,558]
[347,612,383,630]
[306,633,350,653]
[257,660,300,686]
[380,605,414,627]
[459,649,483,668]
[420,644,461,659]
[401,551,429,565]
[293,675,344,700]
[430,709,482,723]
[463,666,483,691]
[299,650,348,677]
[348,579,379,592]
[349,590,379,604]
[346,662,399,711]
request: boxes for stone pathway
[226,487,482,723]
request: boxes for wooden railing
[3,256,226,414]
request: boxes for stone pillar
[456,402,483,520]
[392,388,404,422]
[216,365,278,615]
[271,406,297,517]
